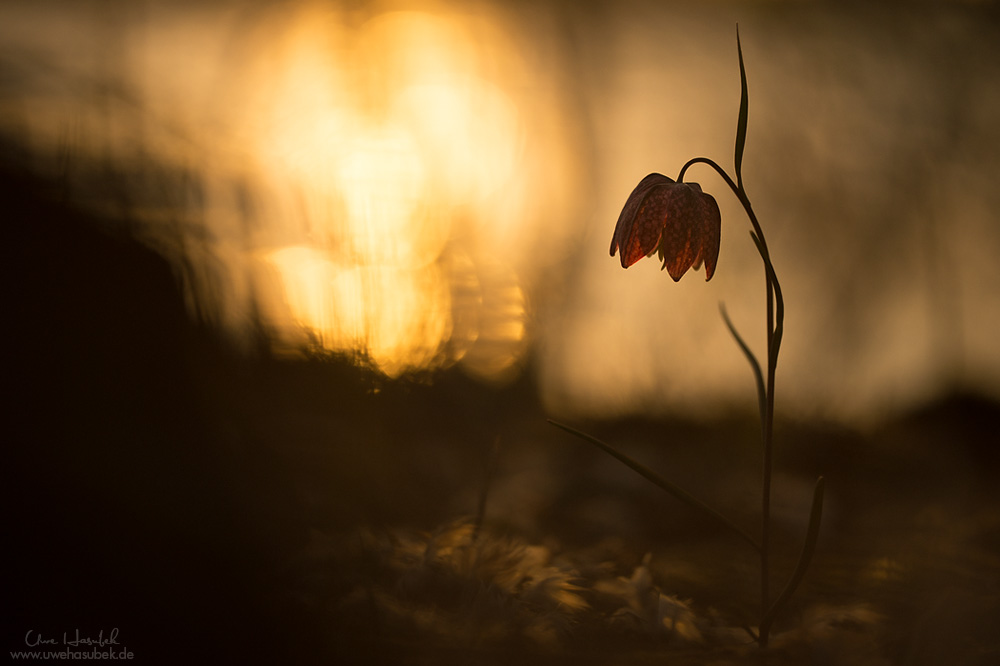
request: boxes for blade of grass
[758,476,826,643]
[473,435,502,541]
[548,419,760,552]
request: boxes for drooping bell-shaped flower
[610,173,722,281]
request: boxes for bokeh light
[0,1,582,380]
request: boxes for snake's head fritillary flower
[610,173,722,281]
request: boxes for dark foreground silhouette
[4,158,999,665]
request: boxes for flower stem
[677,155,789,645]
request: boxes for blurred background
[3,1,1000,664]
[4,0,999,423]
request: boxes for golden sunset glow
[57,3,568,379]
[0,0,576,382]
[5,1,1000,418]
[267,245,452,375]
[229,7,537,376]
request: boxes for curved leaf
[758,476,826,644]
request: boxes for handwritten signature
[24,628,120,648]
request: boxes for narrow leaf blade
[547,419,761,552]
[735,26,749,187]
[720,303,766,433]
[759,476,826,639]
